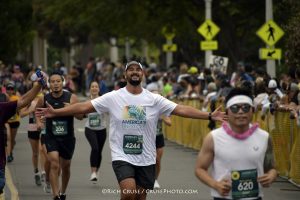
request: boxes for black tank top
[45,91,74,138]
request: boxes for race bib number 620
[231,169,259,199]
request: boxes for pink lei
[222,122,259,140]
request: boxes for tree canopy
[1,0,300,71]
[0,0,34,63]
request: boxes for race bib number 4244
[123,135,143,154]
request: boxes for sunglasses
[229,104,252,114]
[6,87,14,90]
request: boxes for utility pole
[110,37,119,63]
[125,37,131,61]
[166,38,173,68]
[266,0,276,78]
[43,39,48,71]
[33,36,48,70]
[204,0,212,68]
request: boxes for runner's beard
[128,79,141,86]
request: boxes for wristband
[208,112,212,121]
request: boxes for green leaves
[1,0,299,68]
[0,0,33,62]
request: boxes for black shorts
[156,134,165,149]
[28,131,41,140]
[45,137,76,160]
[8,122,20,129]
[112,160,155,190]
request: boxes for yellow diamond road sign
[163,44,177,52]
[256,20,284,46]
[259,48,282,60]
[197,19,220,40]
[200,41,218,50]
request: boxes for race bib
[231,169,259,199]
[123,135,143,154]
[88,114,101,127]
[52,120,68,136]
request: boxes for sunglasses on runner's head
[229,104,252,114]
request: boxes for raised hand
[35,102,55,118]
[211,106,228,122]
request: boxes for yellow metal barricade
[194,100,211,150]
[289,120,300,185]
[269,111,291,177]
[189,99,202,149]
[252,108,268,131]
[181,99,193,147]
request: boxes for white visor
[125,61,143,71]
[226,95,254,108]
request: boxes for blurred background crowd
[1,57,300,128]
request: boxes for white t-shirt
[91,87,177,166]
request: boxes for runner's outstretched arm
[36,100,95,118]
[172,105,226,122]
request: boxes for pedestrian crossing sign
[259,48,282,60]
[256,20,284,46]
[163,44,177,52]
[197,19,220,40]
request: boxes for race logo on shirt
[122,105,146,129]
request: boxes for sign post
[256,0,284,78]
[197,19,220,68]
[197,0,220,68]
[256,19,284,77]
[162,27,176,68]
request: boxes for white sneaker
[41,171,46,183]
[43,181,51,193]
[90,172,97,182]
[154,180,160,189]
